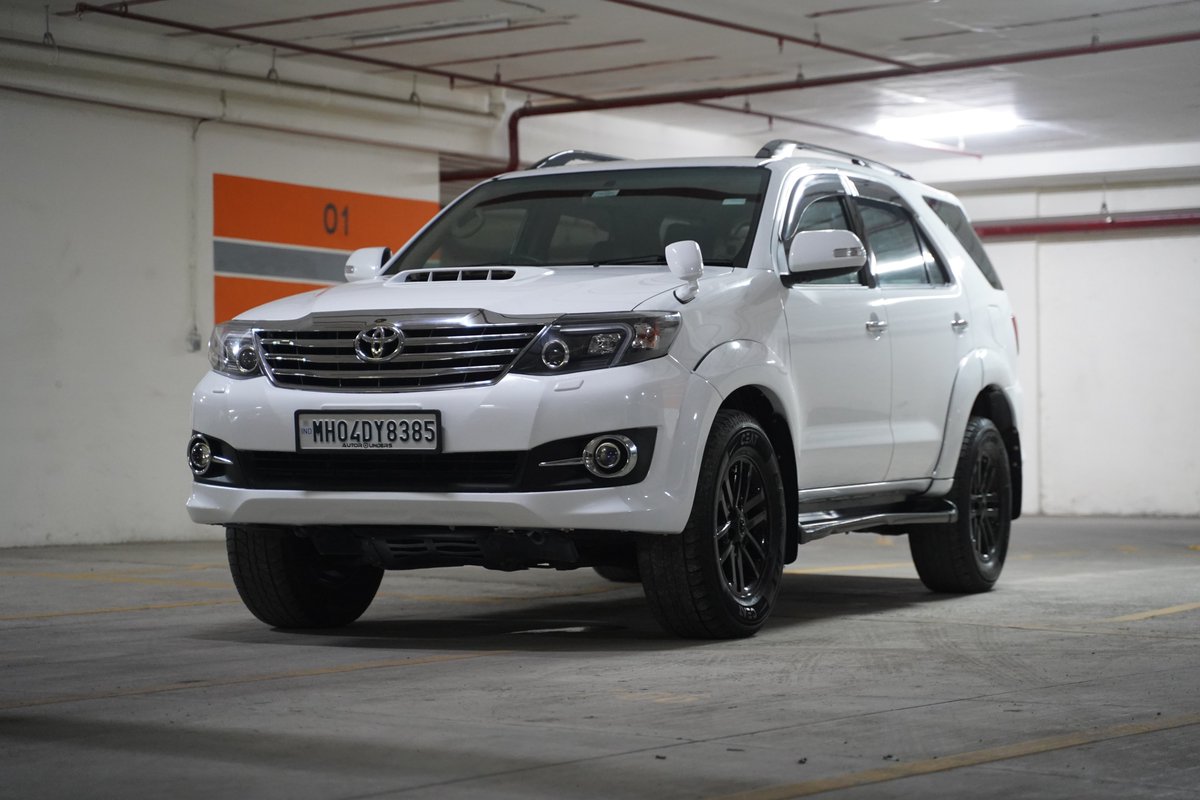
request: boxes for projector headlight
[513,312,681,375]
[208,322,262,378]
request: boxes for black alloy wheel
[638,410,786,638]
[714,452,775,607]
[909,416,1012,593]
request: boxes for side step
[798,501,957,544]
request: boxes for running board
[798,502,957,543]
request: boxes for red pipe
[72,3,583,102]
[442,27,1200,181]
[601,0,912,68]
[975,211,1200,239]
[68,3,1200,185]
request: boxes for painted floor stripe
[1103,601,1200,623]
[0,652,507,711]
[785,562,911,575]
[710,711,1200,800]
[376,586,630,605]
[0,599,241,622]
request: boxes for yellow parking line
[785,562,911,575]
[0,599,241,622]
[1103,602,1200,623]
[0,651,508,711]
[710,711,1200,800]
[376,585,630,605]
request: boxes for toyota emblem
[354,323,404,362]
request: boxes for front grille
[256,316,545,392]
[238,450,525,492]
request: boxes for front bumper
[186,357,721,534]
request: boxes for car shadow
[202,571,959,654]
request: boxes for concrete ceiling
[12,0,1200,167]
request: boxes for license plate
[296,411,440,452]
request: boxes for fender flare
[931,347,1022,485]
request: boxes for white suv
[187,140,1022,638]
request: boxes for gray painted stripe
[214,240,345,283]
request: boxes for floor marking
[710,711,1200,800]
[785,562,911,575]
[376,586,629,605]
[0,651,507,711]
[0,570,231,589]
[0,599,240,622]
[1103,602,1200,623]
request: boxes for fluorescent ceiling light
[351,16,511,46]
[872,108,1023,142]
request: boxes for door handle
[951,314,969,333]
[865,316,888,336]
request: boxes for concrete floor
[1,517,1198,800]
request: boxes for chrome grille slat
[271,364,503,379]
[263,347,521,365]
[255,315,546,393]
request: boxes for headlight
[512,312,681,375]
[208,322,262,378]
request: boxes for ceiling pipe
[601,0,912,68]
[65,1,983,166]
[71,3,583,101]
[443,28,1200,181]
[67,4,1200,183]
[975,210,1200,239]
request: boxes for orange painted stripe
[215,274,330,323]
[213,174,438,251]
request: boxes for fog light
[583,435,638,479]
[541,338,570,370]
[187,434,213,476]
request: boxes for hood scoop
[401,268,517,283]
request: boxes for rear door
[851,188,971,481]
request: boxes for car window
[924,196,1003,289]
[858,200,945,287]
[393,167,771,270]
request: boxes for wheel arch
[970,387,1023,520]
[720,385,801,563]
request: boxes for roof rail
[531,149,624,169]
[755,139,913,180]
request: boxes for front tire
[638,410,786,638]
[909,417,1012,593]
[226,527,383,628]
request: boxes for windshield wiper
[594,255,668,265]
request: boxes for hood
[237,265,734,321]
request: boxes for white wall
[957,184,1200,517]
[0,90,443,547]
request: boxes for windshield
[391,167,770,271]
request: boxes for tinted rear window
[924,197,1003,290]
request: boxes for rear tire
[638,410,786,638]
[226,527,383,628]
[909,417,1011,593]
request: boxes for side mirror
[786,229,867,282]
[665,239,703,303]
[344,246,392,283]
